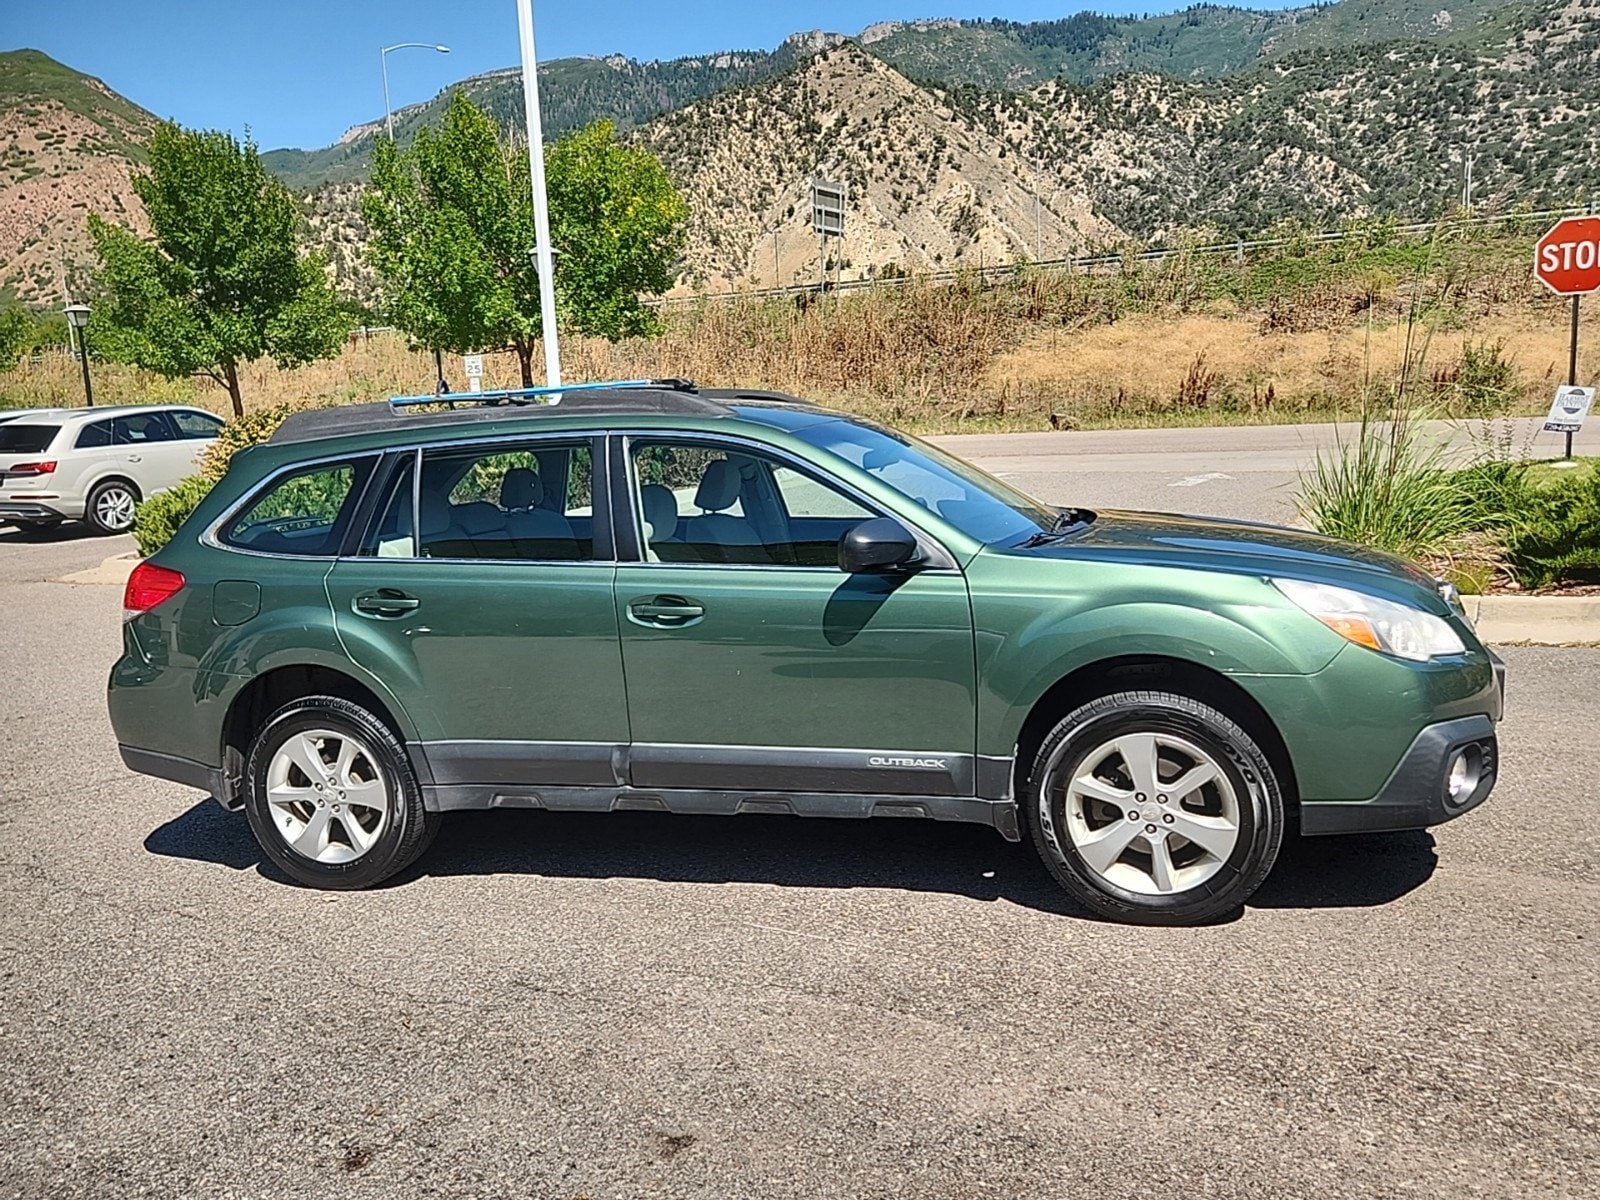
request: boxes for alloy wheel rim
[1056,731,1241,897]
[97,486,136,530]
[266,728,390,864]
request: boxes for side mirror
[839,517,919,574]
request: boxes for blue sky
[6,1,1292,150]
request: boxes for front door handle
[354,589,420,618]
[628,595,705,626]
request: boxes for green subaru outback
[110,382,1503,924]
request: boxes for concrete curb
[1462,595,1600,646]
[54,551,139,587]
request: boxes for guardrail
[653,205,1599,307]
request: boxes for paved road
[940,415,1600,524]
[3,515,1598,1198]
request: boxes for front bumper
[1300,713,1498,835]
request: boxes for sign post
[1533,216,1600,459]
[811,178,846,294]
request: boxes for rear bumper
[0,502,66,523]
[1300,714,1498,835]
[118,744,229,805]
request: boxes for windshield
[0,425,60,455]
[795,418,1058,545]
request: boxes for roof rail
[388,378,694,410]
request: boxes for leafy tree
[547,120,687,340]
[363,93,542,383]
[362,93,686,386]
[0,307,30,372]
[89,123,349,416]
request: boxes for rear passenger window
[222,461,369,557]
[76,420,113,449]
[418,441,593,561]
[111,412,176,444]
[359,463,416,558]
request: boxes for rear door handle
[354,590,420,617]
[126,455,142,463]
[628,595,705,626]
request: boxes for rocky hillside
[0,49,155,304]
[4,0,1599,305]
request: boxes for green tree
[364,93,541,384]
[88,123,349,416]
[547,120,687,340]
[0,307,30,372]
[362,93,686,386]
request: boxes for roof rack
[266,378,750,446]
[387,378,689,410]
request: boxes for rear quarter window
[0,425,60,454]
[220,460,371,557]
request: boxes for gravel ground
[1,528,1595,1200]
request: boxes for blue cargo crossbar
[389,379,656,410]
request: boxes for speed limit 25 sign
[1535,217,1600,296]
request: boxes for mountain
[0,49,156,304]
[4,1,1600,305]
[260,36,828,191]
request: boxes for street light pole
[515,0,561,388]
[380,42,450,140]
[65,303,93,407]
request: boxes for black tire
[1025,690,1284,926]
[85,478,140,535]
[243,695,439,890]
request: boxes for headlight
[1272,578,1466,662]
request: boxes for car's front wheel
[243,695,439,889]
[85,479,139,534]
[1026,691,1285,925]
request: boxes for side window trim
[337,450,411,559]
[617,431,958,571]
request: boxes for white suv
[0,405,224,535]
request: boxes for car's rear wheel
[243,695,439,889]
[86,480,139,534]
[1026,691,1284,926]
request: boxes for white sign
[811,178,846,237]
[1543,385,1595,434]
[463,353,484,394]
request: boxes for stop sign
[1535,216,1600,295]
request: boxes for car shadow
[145,799,1438,921]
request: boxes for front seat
[500,467,540,511]
[639,483,681,561]
[689,459,768,562]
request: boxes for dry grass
[4,232,1593,433]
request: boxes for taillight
[123,562,186,621]
[9,461,56,476]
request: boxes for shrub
[198,402,303,481]
[1295,407,1476,560]
[132,475,214,558]
[1500,466,1600,589]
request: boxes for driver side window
[630,440,873,566]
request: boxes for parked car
[0,405,224,534]
[108,383,1503,924]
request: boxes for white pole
[515,0,561,388]
[381,49,394,139]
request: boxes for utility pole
[515,0,562,388]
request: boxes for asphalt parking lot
[2,519,1597,1199]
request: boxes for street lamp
[380,42,450,140]
[64,302,93,408]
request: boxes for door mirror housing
[839,517,920,573]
